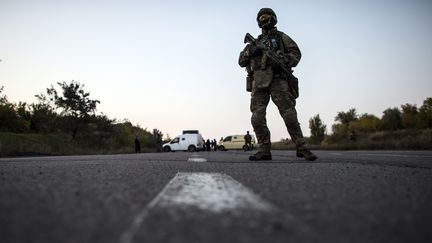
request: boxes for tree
[152,128,164,152]
[0,86,29,132]
[418,97,432,128]
[0,88,19,132]
[349,113,381,133]
[0,86,7,104]
[30,94,59,133]
[401,103,418,129]
[335,108,358,125]
[309,114,326,144]
[45,81,100,138]
[331,108,358,139]
[47,81,100,118]
[112,120,136,148]
[380,107,402,131]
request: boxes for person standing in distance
[134,135,141,153]
[244,131,252,151]
[239,8,317,161]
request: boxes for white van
[218,134,256,151]
[163,133,205,152]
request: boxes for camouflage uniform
[239,8,316,161]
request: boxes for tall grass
[1,133,75,156]
[0,132,145,157]
[272,129,432,150]
[2,129,431,157]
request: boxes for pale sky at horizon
[1,0,431,141]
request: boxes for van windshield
[223,136,232,142]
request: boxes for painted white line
[364,153,409,158]
[364,153,432,158]
[119,172,273,243]
[187,153,207,162]
[157,172,273,212]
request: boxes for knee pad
[251,112,267,128]
[281,108,299,127]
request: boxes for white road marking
[119,172,273,243]
[364,153,432,158]
[157,172,274,212]
[187,153,207,162]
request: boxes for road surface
[1,150,431,243]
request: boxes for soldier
[206,139,211,152]
[239,8,317,161]
[244,131,252,151]
[134,135,141,153]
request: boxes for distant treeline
[0,81,165,155]
[306,97,432,149]
[1,81,431,154]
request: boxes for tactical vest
[256,30,286,76]
[257,30,286,55]
[255,30,298,98]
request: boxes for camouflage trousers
[250,78,305,153]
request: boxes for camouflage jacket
[239,27,302,75]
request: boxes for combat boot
[249,151,272,161]
[296,147,317,161]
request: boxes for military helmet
[256,8,277,29]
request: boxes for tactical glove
[248,45,262,57]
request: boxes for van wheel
[188,145,196,152]
[218,145,225,151]
[163,146,171,152]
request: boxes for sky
[1,0,431,141]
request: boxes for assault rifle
[243,32,292,75]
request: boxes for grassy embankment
[273,129,432,150]
[0,132,140,157]
[1,129,431,157]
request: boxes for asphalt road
[1,150,431,243]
